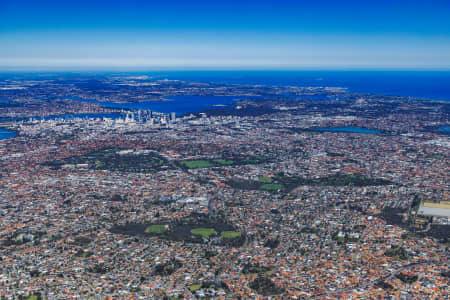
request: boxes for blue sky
[1,0,450,70]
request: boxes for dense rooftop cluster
[0,75,448,299]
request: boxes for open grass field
[214,159,234,165]
[221,231,242,238]
[145,225,166,233]
[111,213,246,246]
[180,160,214,169]
[260,183,283,191]
[258,176,273,183]
[178,156,268,169]
[189,284,202,292]
[191,228,217,237]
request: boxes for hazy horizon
[1,0,450,70]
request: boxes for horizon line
[1,68,450,73]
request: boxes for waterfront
[140,71,450,102]
[67,95,239,115]
[0,128,16,140]
[43,112,124,121]
[314,127,381,134]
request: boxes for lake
[0,128,16,140]
[314,127,380,134]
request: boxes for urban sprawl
[0,75,448,299]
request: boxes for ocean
[55,71,450,116]
[138,70,450,102]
